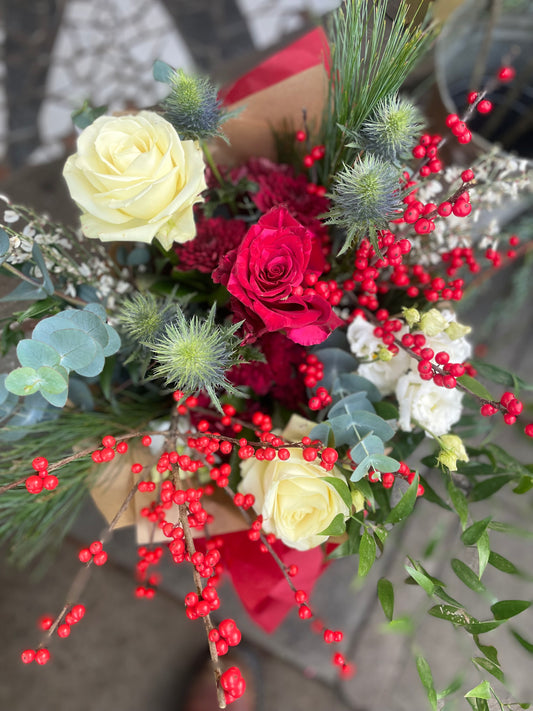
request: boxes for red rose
[213,207,342,345]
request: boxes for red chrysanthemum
[174,216,247,273]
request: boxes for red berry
[78,548,92,563]
[93,551,108,566]
[498,66,515,82]
[525,424,533,437]
[32,457,48,471]
[21,649,35,664]
[57,623,71,638]
[89,540,103,555]
[477,99,493,114]
[42,475,59,491]
[295,130,306,142]
[461,169,475,182]
[25,475,43,494]
[35,648,51,665]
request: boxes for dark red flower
[213,207,342,346]
[174,216,247,273]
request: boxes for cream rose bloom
[63,111,207,250]
[238,449,350,551]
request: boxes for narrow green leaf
[418,475,452,511]
[469,359,532,391]
[488,521,533,538]
[457,374,493,401]
[472,657,505,684]
[477,531,491,578]
[488,550,522,575]
[473,635,499,666]
[405,565,435,596]
[461,518,492,546]
[434,586,464,608]
[317,512,346,536]
[416,654,437,711]
[510,628,533,654]
[358,529,376,578]
[464,681,492,700]
[386,472,419,524]
[514,475,533,494]
[437,674,464,700]
[447,480,468,529]
[377,578,394,621]
[323,477,352,510]
[464,620,504,634]
[451,559,489,594]
[470,475,513,502]
[491,599,531,620]
[428,605,472,626]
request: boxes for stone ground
[1,1,533,710]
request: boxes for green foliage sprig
[318,0,437,183]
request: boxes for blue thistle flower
[149,306,242,411]
[357,95,424,163]
[119,293,172,345]
[162,70,224,141]
[327,154,402,255]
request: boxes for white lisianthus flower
[238,449,350,551]
[63,111,207,250]
[396,371,464,436]
[347,315,409,395]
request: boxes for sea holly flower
[356,95,424,163]
[63,111,207,251]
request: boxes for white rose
[63,111,207,250]
[238,449,350,551]
[396,371,464,436]
[347,315,410,395]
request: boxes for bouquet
[1,1,533,708]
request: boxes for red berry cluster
[220,666,246,705]
[135,546,163,598]
[21,647,51,665]
[411,133,444,176]
[78,540,108,566]
[208,618,242,655]
[25,457,58,494]
[369,461,425,497]
[91,435,128,464]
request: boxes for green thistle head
[162,70,223,141]
[358,95,424,163]
[327,154,402,254]
[118,293,172,345]
[149,306,242,411]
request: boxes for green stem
[1,262,88,308]
[201,141,224,187]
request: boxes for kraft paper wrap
[211,63,328,166]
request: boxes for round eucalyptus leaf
[17,339,60,369]
[84,302,107,320]
[45,328,97,370]
[41,387,69,408]
[53,309,109,349]
[103,324,121,356]
[37,366,68,394]
[74,342,105,377]
[5,367,40,396]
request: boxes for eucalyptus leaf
[54,309,109,349]
[153,58,175,84]
[37,366,68,394]
[0,227,10,265]
[5,367,40,396]
[351,454,373,482]
[103,324,121,356]
[309,422,334,447]
[84,302,107,320]
[16,339,60,370]
[40,387,69,408]
[44,328,96,371]
[331,372,382,402]
[312,347,357,390]
[329,391,374,418]
[0,281,48,302]
[350,433,384,461]
[368,454,400,473]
